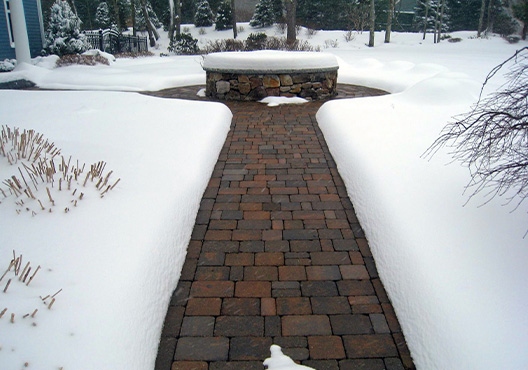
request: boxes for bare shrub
[344,30,355,42]
[324,39,339,48]
[424,47,528,214]
[114,51,155,58]
[306,28,318,38]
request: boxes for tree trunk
[168,0,175,40]
[478,0,486,37]
[368,0,375,47]
[385,0,394,43]
[131,0,136,36]
[422,0,429,40]
[231,0,237,39]
[176,0,181,37]
[286,0,297,44]
[485,0,493,35]
[434,0,440,43]
[437,0,446,42]
[523,22,527,40]
[139,0,159,46]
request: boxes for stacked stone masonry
[206,71,338,101]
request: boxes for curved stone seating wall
[206,71,338,101]
[203,51,339,101]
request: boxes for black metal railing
[84,29,148,54]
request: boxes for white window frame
[3,0,15,48]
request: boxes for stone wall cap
[203,51,339,73]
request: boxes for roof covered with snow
[202,51,339,73]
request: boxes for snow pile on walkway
[0,91,231,369]
[264,345,314,370]
[317,42,528,369]
[259,96,309,107]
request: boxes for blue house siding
[23,0,44,58]
[0,0,43,60]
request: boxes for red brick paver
[152,85,415,369]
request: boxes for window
[4,0,15,47]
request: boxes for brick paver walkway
[150,85,414,370]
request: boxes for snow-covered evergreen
[414,0,450,33]
[135,0,162,31]
[215,0,232,30]
[95,1,112,29]
[250,0,277,28]
[194,0,214,27]
[43,0,89,56]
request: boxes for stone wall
[205,70,338,101]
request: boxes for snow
[263,345,314,370]
[1,23,528,369]
[317,37,528,369]
[202,51,339,72]
[0,91,231,369]
[259,96,309,107]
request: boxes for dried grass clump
[115,51,155,58]
[56,54,110,67]
[0,125,120,216]
[1,250,62,323]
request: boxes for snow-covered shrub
[194,0,214,27]
[245,32,268,50]
[43,0,89,56]
[215,0,233,30]
[0,59,16,72]
[250,0,276,27]
[168,33,199,54]
[199,27,207,35]
[135,0,162,31]
[83,49,116,63]
[56,54,110,67]
[493,11,518,37]
[95,2,112,29]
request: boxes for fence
[84,29,148,54]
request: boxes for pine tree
[215,1,232,30]
[414,0,449,35]
[194,0,214,27]
[95,1,112,29]
[250,0,276,27]
[43,0,89,56]
[135,0,162,31]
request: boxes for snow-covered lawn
[1,24,528,369]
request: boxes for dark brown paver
[152,85,414,369]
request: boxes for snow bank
[317,58,528,368]
[203,50,339,72]
[0,90,232,369]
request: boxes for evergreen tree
[514,0,528,39]
[414,0,449,34]
[135,0,162,30]
[215,1,232,30]
[43,0,89,56]
[95,1,112,29]
[272,0,283,21]
[194,0,214,27]
[250,0,276,27]
[447,0,481,31]
[296,0,349,30]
